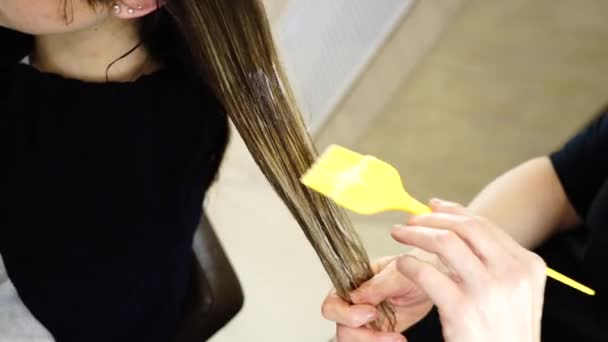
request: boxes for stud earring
[112,3,121,14]
[137,5,144,10]
[127,7,135,14]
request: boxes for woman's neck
[31,18,158,83]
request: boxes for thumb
[350,262,413,306]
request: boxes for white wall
[275,0,417,133]
[263,0,290,21]
[315,0,468,149]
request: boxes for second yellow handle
[546,267,595,296]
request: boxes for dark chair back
[173,213,244,342]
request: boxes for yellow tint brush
[301,145,595,296]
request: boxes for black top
[0,28,229,342]
[541,113,607,341]
[405,113,608,341]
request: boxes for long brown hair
[92,0,394,329]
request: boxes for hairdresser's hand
[394,199,546,342]
[322,249,442,341]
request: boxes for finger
[411,199,499,254]
[336,324,407,342]
[322,292,379,328]
[370,256,399,274]
[432,199,522,251]
[391,225,488,288]
[406,199,469,227]
[428,198,470,215]
[407,211,511,263]
[395,254,462,311]
[351,262,413,306]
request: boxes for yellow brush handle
[546,267,595,296]
[403,201,595,296]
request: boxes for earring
[127,7,135,14]
[137,5,144,10]
[112,3,121,14]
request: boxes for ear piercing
[112,2,144,15]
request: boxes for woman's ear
[111,0,162,19]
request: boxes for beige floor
[208,0,608,341]
[353,0,608,260]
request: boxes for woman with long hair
[0,0,391,340]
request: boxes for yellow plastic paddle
[301,144,595,296]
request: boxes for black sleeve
[401,306,444,341]
[0,27,33,66]
[549,113,608,218]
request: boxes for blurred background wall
[207,1,608,341]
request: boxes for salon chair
[173,213,244,342]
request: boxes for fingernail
[429,198,442,206]
[360,310,378,324]
[351,308,377,325]
[393,224,411,231]
[350,292,362,303]
[407,214,418,224]
[391,225,406,236]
